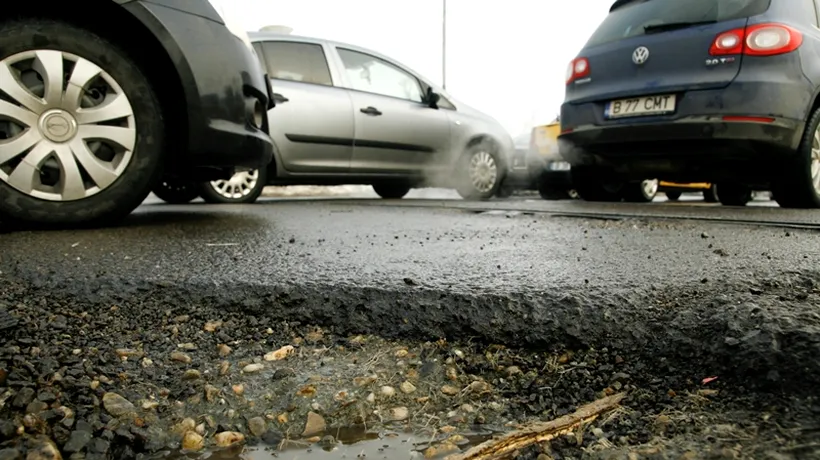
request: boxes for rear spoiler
[610,0,648,12]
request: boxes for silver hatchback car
[184,32,521,204]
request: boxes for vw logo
[632,46,649,65]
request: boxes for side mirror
[425,87,440,109]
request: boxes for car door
[332,46,451,174]
[257,40,354,173]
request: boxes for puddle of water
[163,425,497,460]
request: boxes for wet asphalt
[2,192,820,394]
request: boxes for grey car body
[196,32,521,203]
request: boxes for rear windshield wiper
[644,20,717,34]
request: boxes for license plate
[605,94,676,119]
[548,161,571,171]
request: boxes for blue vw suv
[559,0,820,207]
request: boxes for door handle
[360,106,382,116]
[272,93,289,103]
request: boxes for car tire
[716,183,752,206]
[200,168,267,204]
[0,19,164,228]
[665,191,682,201]
[571,166,623,202]
[772,107,820,208]
[623,179,659,203]
[703,185,719,203]
[372,182,411,199]
[455,139,505,201]
[152,179,200,204]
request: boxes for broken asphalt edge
[3,268,819,396]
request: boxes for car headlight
[206,0,254,53]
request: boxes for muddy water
[169,428,494,460]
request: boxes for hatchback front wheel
[200,168,267,204]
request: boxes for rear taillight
[710,23,803,57]
[566,57,590,84]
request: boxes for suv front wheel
[772,108,820,208]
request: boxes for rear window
[586,0,772,47]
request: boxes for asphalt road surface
[3,191,819,382]
[2,190,820,459]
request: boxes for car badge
[632,46,649,65]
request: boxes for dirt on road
[0,277,817,460]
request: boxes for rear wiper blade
[644,20,717,34]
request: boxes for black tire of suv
[200,168,267,204]
[455,140,505,201]
[373,183,411,199]
[152,179,200,204]
[716,183,752,206]
[772,108,820,208]
[571,166,623,202]
[0,19,164,228]
[665,191,682,201]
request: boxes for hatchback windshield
[586,0,772,47]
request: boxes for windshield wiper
[644,20,717,34]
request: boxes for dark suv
[559,0,820,207]
[0,0,274,227]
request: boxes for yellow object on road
[659,181,712,191]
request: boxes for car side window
[814,0,820,26]
[261,41,333,86]
[337,48,423,103]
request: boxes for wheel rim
[812,127,820,195]
[0,50,136,201]
[468,150,497,193]
[209,169,259,199]
[642,179,659,198]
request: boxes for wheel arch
[1,0,191,166]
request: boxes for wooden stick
[446,393,626,460]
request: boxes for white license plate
[605,94,676,119]
[548,161,571,171]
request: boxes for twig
[445,393,626,460]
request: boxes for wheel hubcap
[811,128,820,195]
[0,50,136,201]
[469,151,497,193]
[210,169,259,199]
[642,179,659,198]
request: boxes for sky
[228,0,614,137]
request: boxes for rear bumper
[126,1,274,171]
[559,116,802,163]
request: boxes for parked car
[0,0,273,226]
[168,32,517,204]
[559,0,820,208]
[529,120,575,200]
[494,132,534,198]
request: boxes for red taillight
[710,23,803,57]
[566,57,590,84]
